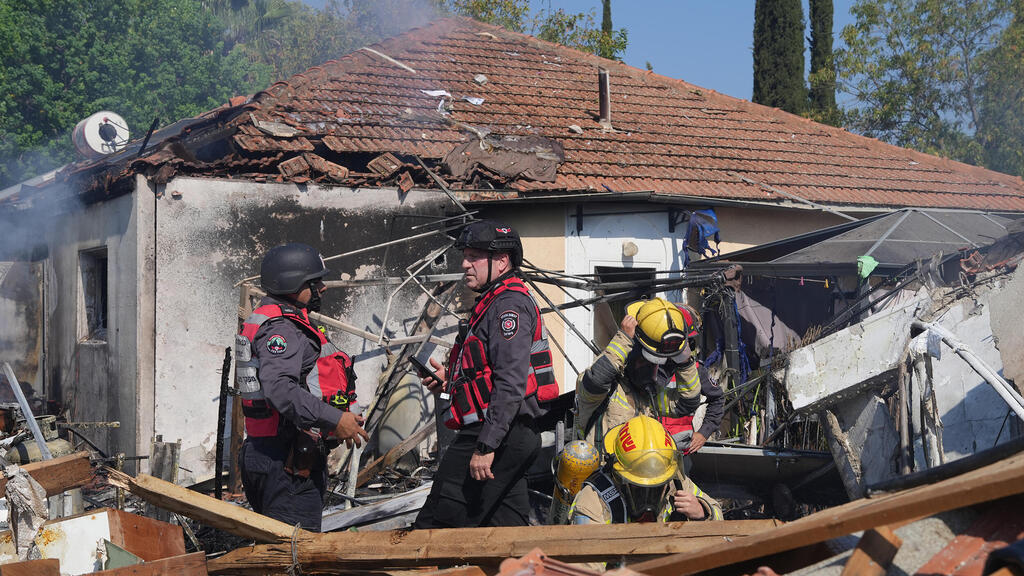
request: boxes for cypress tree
[600,0,613,59]
[808,0,838,124]
[753,0,806,114]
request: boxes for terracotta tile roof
[160,17,1024,211]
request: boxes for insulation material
[444,135,565,182]
[3,463,48,561]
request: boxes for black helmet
[455,220,523,268]
[261,243,328,295]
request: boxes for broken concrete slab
[784,289,929,412]
[985,266,1024,389]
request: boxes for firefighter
[414,220,558,528]
[574,298,724,457]
[568,415,722,525]
[236,242,368,531]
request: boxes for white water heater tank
[72,111,130,158]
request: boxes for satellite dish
[72,111,130,158]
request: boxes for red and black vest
[444,276,559,430]
[235,303,356,438]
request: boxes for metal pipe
[598,68,612,128]
[912,320,1024,421]
[2,362,52,460]
[520,274,600,355]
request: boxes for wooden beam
[0,451,92,497]
[105,469,307,544]
[206,519,780,574]
[840,527,902,576]
[357,422,435,487]
[628,450,1024,576]
[0,558,60,576]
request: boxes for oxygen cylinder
[548,440,600,525]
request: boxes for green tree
[0,0,271,189]
[443,0,627,60]
[534,8,627,59]
[837,0,1011,164]
[808,0,839,125]
[753,0,806,114]
[976,2,1024,176]
[600,0,614,59]
[446,0,530,32]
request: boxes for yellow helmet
[626,298,689,363]
[603,415,678,487]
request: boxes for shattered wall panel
[926,281,1018,461]
[988,267,1024,388]
[155,177,453,482]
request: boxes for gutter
[453,188,889,214]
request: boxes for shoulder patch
[499,310,519,339]
[266,334,288,354]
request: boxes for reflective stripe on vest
[580,471,673,524]
[236,303,354,438]
[443,276,559,430]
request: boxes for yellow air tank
[548,440,601,524]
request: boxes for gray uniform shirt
[253,296,344,433]
[471,280,546,450]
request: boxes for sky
[529,0,858,102]
[301,1,860,102]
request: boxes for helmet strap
[306,280,323,313]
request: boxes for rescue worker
[236,242,368,531]
[575,298,724,457]
[569,415,722,524]
[414,220,558,528]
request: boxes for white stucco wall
[155,177,453,482]
[563,206,688,386]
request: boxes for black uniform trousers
[239,436,328,531]
[414,416,540,528]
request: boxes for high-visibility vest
[444,276,558,430]
[235,303,355,438]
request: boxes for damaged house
[1,15,1023,496]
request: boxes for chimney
[598,67,612,131]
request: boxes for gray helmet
[260,243,328,295]
[454,220,523,268]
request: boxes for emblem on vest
[499,310,519,339]
[266,334,287,354]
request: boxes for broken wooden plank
[840,527,902,576]
[628,450,1024,576]
[0,558,60,575]
[357,422,435,487]
[89,552,208,575]
[206,519,781,574]
[0,451,92,497]
[105,508,187,562]
[105,468,307,543]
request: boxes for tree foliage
[0,0,272,189]
[808,0,839,125]
[753,0,806,114]
[837,0,1012,167]
[976,3,1024,176]
[443,0,627,60]
[0,0,629,190]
